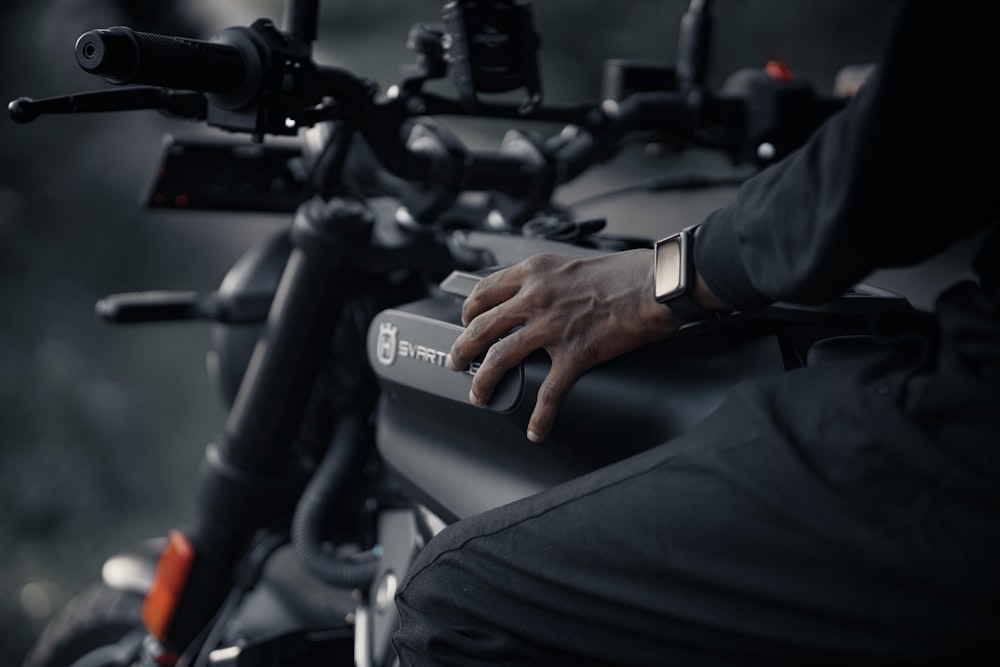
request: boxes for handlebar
[67,18,342,136]
[75,27,245,94]
[11,1,847,221]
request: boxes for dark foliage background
[4,1,977,663]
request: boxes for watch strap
[664,290,716,322]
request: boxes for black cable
[291,414,379,589]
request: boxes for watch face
[654,235,684,301]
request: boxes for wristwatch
[653,225,716,322]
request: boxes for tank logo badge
[376,322,398,366]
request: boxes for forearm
[693,1,999,312]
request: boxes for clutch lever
[8,86,206,123]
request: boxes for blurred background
[2,0,979,662]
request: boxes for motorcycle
[10,1,908,665]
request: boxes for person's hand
[446,249,681,443]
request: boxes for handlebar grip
[75,26,245,94]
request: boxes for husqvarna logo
[374,320,455,369]
[376,322,398,366]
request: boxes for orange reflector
[141,530,195,641]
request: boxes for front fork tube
[156,198,375,655]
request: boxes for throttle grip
[75,26,245,94]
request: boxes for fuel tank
[367,270,788,522]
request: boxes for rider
[394,1,999,664]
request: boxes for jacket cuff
[694,208,773,312]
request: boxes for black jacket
[696,1,999,311]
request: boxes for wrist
[653,225,728,323]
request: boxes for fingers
[460,266,521,326]
[449,264,532,372]
[449,301,524,375]
[525,360,581,443]
[446,252,655,443]
[467,333,523,407]
[465,322,551,407]
[462,331,584,444]
[459,255,561,327]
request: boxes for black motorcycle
[10,1,906,665]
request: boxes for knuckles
[463,315,490,342]
[522,253,561,272]
[482,337,511,368]
[536,377,568,405]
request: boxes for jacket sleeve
[694,1,1000,311]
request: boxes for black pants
[393,283,1000,666]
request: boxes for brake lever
[8,86,206,123]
